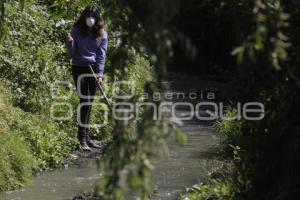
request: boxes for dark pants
[71,64,97,142]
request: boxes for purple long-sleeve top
[66,26,108,78]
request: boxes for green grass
[179,179,235,200]
[0,90,35,190]
[0,132,35,191]
[216,107,243,157]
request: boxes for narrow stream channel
[0,73,222,200]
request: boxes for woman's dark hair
[74,5,105,38]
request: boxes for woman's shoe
[87,139,101,149]
[80,140,92,151]
[77,130,91,151]
[86,133,102,149]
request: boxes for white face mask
[86,17,95,27]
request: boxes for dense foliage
[178,0,300,199]
[231,1,300,199]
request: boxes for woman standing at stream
[65,5,108,151]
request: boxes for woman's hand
[65,33,73,42]
[96,75,103,85]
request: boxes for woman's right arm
[65,27,77,58]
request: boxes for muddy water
[151,75,220,199]
[0,160,101,200]
[151,123,218,199]
[0,73,221,200]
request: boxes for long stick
[88,65,113,110]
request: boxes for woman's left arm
[95,34,108,79]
